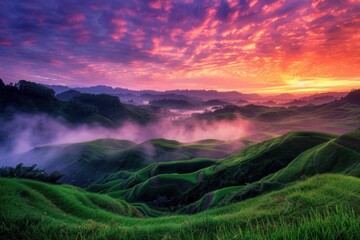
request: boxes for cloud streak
[0,0,359,93]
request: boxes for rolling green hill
[15,138,248,187]
[0,129,360,240]
[90,131,332,205]
[15,139,136,187]
[11,129,359,213]
[268,130,360,183]
[87,130,360,214]
[1,126,359,239]
[183,129,360,213]
[1,174,359,240]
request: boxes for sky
[0,0,359,94]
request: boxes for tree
[17,80,55,99]
[344,89,360,104]
[0,163,63,183]
[64,98,99,119]
[0,79,5,89]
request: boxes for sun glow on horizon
[0,0,359,94]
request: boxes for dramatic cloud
[0,0,359,93]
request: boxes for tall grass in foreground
[178,207,359,240]
[1,207,359,240]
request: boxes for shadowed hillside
[1,80,359,239]
[55,89,81,101]
[86,130,360,213]
[1,128,359,239]
[0,80,157,127]
[12,138,248,187]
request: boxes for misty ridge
[1,79,360,168]
[0,113,252,158]
[1,0,359,238]
[0,79,257,169]
[1,0,360,238]
[0,81,359,239]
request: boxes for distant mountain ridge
[282,92,348,106]
[0,80,157,127]
[55,89,81,101]
[45,83,354,106]
[45,84,262,101]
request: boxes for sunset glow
[0,0,359,94]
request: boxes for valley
[0,80,359,239]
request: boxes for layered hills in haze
[1,0,359,238]
[0,79,359,240]
[0,79,157,127]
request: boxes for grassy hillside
[86,130,360,214]
[1,174,359,240]
[184,130,360,213]
[88,158,217,194]
[15,138,247,187]
[1,129,359,239]
[269,130,360,183]
[15,139,137,187]
[91,131,335,207]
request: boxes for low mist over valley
[1,79,359,159]
[1,79,359,189]
[1,80,360,240]
[1,0,359,239]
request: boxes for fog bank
[0,113,253,159]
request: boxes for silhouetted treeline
[0,163,63,183]
[343,89,360,104]
[0,79,156,127]
[0,79,60,113]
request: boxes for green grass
[184,130,360,212]
[18,137,243,187]
[86,130,359,212]
[269,129,360,183]
[89,158,216,194]
[3,129,359,239]
[108,171,201,202]
[1,174,359,239]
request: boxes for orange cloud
[0,0,359,95]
